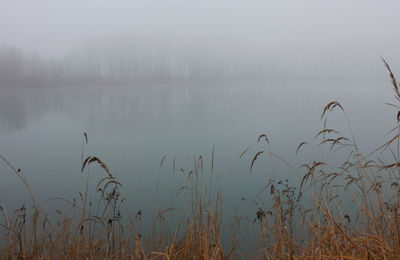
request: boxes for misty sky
[1,0,400,77]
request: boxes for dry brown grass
[1,60,400,259]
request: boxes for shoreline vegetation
[0,43,383,90]
[0,43,276,89]
[1,60,400,259]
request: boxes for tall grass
[1,60,400,259]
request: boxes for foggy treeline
[0,45,57,88]
[0,36,280,88]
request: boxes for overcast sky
[1,0,400,77]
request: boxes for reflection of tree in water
[0,83,273,135]
[0,89,68,133]
[0,92,30,133]
[0,87,218,134]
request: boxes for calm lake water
[0,79,394,236]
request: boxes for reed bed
[1,61,400,259]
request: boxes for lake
[0,79,394,240]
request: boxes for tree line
[0,39,276,88]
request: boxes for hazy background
[1,0,400,82]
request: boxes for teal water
[0,80,393,244]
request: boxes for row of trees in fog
[0,46,57,88]
[0,38,277,88]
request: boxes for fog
[1,0,400,85]
[2,2,400,250]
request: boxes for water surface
[0,80,393,235]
